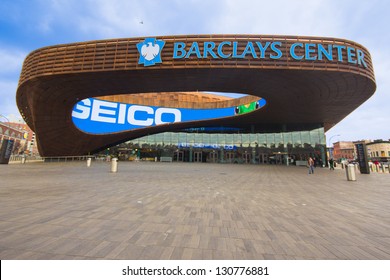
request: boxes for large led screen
[72,97,266,134]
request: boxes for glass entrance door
[173,151,184,162]
[226,152,234,163]
[194,151,202,162]
[243,152,251,163]
[208,152,217,163]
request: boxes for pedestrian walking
[329,158,334,170]
[308,157,314,174]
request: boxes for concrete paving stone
[115,243,146,259]
[104,229,139,243]
[200,249,213,259]
[211,249,235,259]
[169,247,184,259]
[84,240,122,258]
[231,249,258,260]
[1,162,390,259]
[158,246,175,259]
[263,254,278,260]
[311,243,339,259]
[325,244,357,259]
[225,238,246,252]
[139,245,166,260]
[359,246,390,259]
[181,234,200,249]
[134,231,163,246]
[35,238,84,255]
[181,247,195,259]
[256,241,278,256]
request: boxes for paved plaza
[0,161,389,260]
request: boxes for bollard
[346,164,357,181]
[382,164,386,173]
[87,157,91,167]
[111,158,118,173]
[21,156,26,164]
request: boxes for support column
[320,145,326,167]
[189,147,193,162]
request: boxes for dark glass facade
[118,127,326,166]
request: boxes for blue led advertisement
[72,97,266,134]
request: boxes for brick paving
[0,161,389,260]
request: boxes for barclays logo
[136,38,165,66]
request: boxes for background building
[0,118,38,156]
[0,122,27,155]
[366,140,390,162]
[333,141,355,161]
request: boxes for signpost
[355,143,370,174]
[0,139,15,164]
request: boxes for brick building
[333,141,355,161]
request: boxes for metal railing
[8,155,103,163]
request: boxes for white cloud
[31,0,162,38]
[0,47,25,117]
[0,47,26,75]
[208,0,344,37]
[0,79,19,117]
[326,105,390,142]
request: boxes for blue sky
[1,0,389,143]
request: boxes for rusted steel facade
[16,35,376,156]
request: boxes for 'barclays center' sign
[137,38,368,68]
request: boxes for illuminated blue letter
[270,42,282,59]
[290,43,304,60]
[255,42,270,58]
[232,42,244,58]
[203,42,218,58]
[357,49,367,68]
[333,45,346,62]
[173,42,186,58]
[241,42,258,58]
[185,42,202,58]
[318,44,333,61]
[217,41,231,58]
[305,43,317,60]
[347,47,357,64]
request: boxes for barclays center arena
[16,34,376,164]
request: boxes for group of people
[307,157,335,174]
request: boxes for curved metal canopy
[16,35,376,156]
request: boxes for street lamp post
[328,134,341,148]
[0,114,11,142]
[327,134,340,164]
